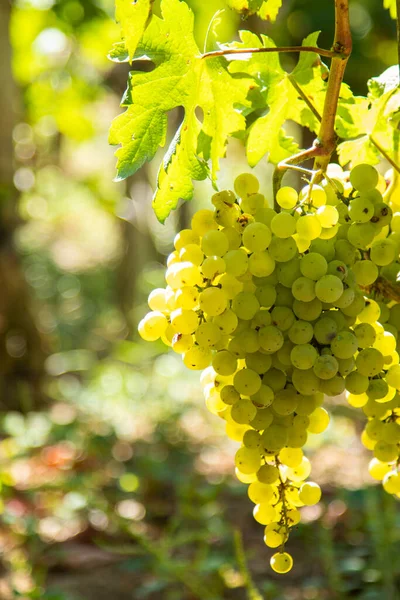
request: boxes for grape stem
[275,456,290,552]
[201,45,338,60]
[365,276,400,304]
[370,136,400,174]
[273,0,352,199]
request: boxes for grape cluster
[139,163,400,574]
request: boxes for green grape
[310,238,336,261]
[243,429,262,449]
[383,471,400,494]
[292,277,316,302]
[307,407,330,433]
[290,344,318,370]
[212,190,236,207]
[180,243,204,266]
[174,229,200,251]
[256,464,280,484]
[231,399,258,424]
[254,207,277,227]
[296,214,322,240]
[191,209,219,236]
[295,394,318,415]
[235,447,261,474]
[293,297,322,321]
[183,346,212,370]
[356,348,384,377]
[233,368,262,396]
[292,368,320,395]
[200,230,229,257]
[288,320,314,344]
[248,251,276,277]
[300,253,328,280]
[166,262,203,289]
[313,317,337,344]
[255,284,277,307]
[352,260,379,286]
[234,173,260,197]
[214,309,239,334]
[334,239,359,266]
[276,186,298,209]
[345,370,369,394]
[319,374,345,396]
[240,192,265,214]
[138,311,168,341]
[248,481,275,504]
[316,205,339,227]
[287,456,312,482]
[245,352,272,375]
[223,249,248,277]
[252,309,272,328]
[212,350,237,375]
[259,325,284,352]
[279,447,303,468]
[268,236,298,262]
[264,524,288,549]
[331,331,358,359]
[367,378,389,400]
[220,385,240,405]
[368,458,392,481]
[263,368,287,392]
[271,212,297,238]
[218,274,243,299]
[347,222,376,249]
[222,226,242,250]
[299,482,321,505]
[271,306,295,331]
[370,239,396,266]
[253,503,278,525]
[270,551,294,574]
[261,424,288,453]
[235,329,260,353]
[327,260,347,280]
[172,333,193,353]
[252,385,274,407]
[277,259,302,288]
[250,407,274,430]
[242,222,272,252]
[195,322,221,347]
[386,364,400,389]
[350,164,379,192]
[348,196,374,222]
[273,388,299,415]
[199,287,228,316]
[315,274,344,303]
[148,288,168,312]
[373,441,398,463]
[313,355,339,379]
[232,291,260,320]
[372,203,392,228]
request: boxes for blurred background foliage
[0,0,399,598]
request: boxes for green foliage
[109,0,251,222]
[337,67,400,166]
[115,0,153,59]
[226,0,283,20]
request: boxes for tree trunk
[0,0,47,412]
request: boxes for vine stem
[273,0,352,195]
[201,45,337,60]
[370,136,400,174]
[314,0,352,173]
[397,0,400,76]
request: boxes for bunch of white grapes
[139,163,400,574]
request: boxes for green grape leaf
[336,69,400,167]
[383,0,397,18]
[110,0,251,222]
[225,0,283,21]
[115,0,153,60]
[228,31,326,165]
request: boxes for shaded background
[0,0,399,598]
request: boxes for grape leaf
[228,31,327,165]
[383,0,397,18]
[115,0,153,60]
[225,0,283,21]
[109,0,251,222]
[336,69,400,167]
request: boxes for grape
[213,309,238,334]
[235,447,261,474]
[296,214,322,240]
[255,284,277,307]
[307,407,330,433]
[273,388,298,415]
[290,344,318,370]
[212,350,237,375]
[345,371,369,394]
[350,164,379,192]
[271,212,296,238]
[315,274,343,303]
[347,222,376,249]
[231,399,257,424]
[299,482,321,505]
[292,368,320,395]
[292,277,316,302]
[233,368,262,396]
[232,291,260,320]
[191,209,218,236]
[257,464,280,484]
[253,503,278,525]
[248,481,275,504]
[199,287,228,316]
[370,239,396,266]
[234,173,260,197]
[331,331,358,359]
[259,325,284,352]
[313,317,337,344]
[183,346,212,370]
[352,260,378,286]
[356,348,384,377]
[166,262,202,289]
[270,552,293,574]
[138,311,168,341]
[276,186,298,209]
[348,196,374,222]
[242,222,272,252]
[174,229,200,250]
[248,251,276,277]
[317,205,339,227]
[288,320,313,344]
[313,355,339,379]
[172,333,193,353]
[268,236,297,262]
[300,253,328,280]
